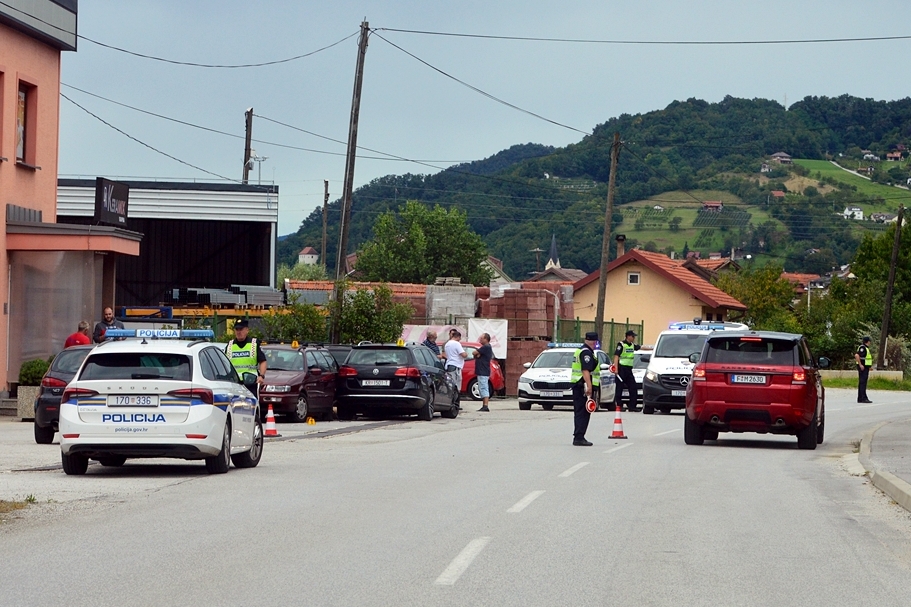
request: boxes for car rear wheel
[98,456,127,467]
[468,379,481,400]
[703,429,719,441]
[232,417,263,468]
[817,406,825,445]
[683,415,705,445]
[34,422,55,445]
[541,403,554,411]
[62,452,88,475]
[643,405,655,415]
[205,422,232,474]
[288,394,309,423]
[519,401,532,411]
[797,411,818,450]
[418,391,434,421]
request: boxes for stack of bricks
[503,338,550,396]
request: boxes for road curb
[859,421,911,514]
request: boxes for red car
[440,341,506,400]
[684,330,829,449]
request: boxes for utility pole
[595,132,621,345]
[331,19,370,342]
[321,180,329,270]
[334,20,370,281]
[878,204,904,368]
[242,108,253,184]
[530,247,544,273]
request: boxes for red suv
[684,331,829,449]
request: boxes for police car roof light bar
[103,329,215,339]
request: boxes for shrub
[19,357,52,386]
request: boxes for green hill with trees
[278,94,911,279]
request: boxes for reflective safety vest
[617,342,636,367]
[227,338,259,375]
[570,347,600,386]
[859,344,873,366]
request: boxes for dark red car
[684,331,829,449]
[441,341,506,400]
[260,345,338,422]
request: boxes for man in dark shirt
[93,307,124,343]
[473,333,494,412]
[422,330,441,356]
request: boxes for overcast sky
[58,1,911,235]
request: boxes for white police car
[517,344,617,411]
[642,320,748,414]
[59,329,263,475]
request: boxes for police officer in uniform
[614,329,641,412]
[225,319,267,385]
[570,331,601,446]
[854,336,873,403]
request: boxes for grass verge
[822,376,911,391]
[0,500,29,517]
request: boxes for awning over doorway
[6,221,142,255]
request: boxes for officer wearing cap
[569,331,601,446]
[614,329,641,412]
[854,336,873,404]
[225,319,267,385]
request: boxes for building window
[627,272,640,285]
[16,80,38,167]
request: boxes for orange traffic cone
[264,404,281,438]
[609,405,628,439]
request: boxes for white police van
[641,320,748,415]
[517,343,617,411]
[58,329,263,475]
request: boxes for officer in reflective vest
[614,329,641,412]
[854,336,873,404]
[570,332,601,446]
[226,319,266,384]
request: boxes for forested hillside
[278,95,911,279]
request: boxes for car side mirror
[523,362,532,369]
[599,363,609,371]
[310,367,323,376]
[818,357,830,369]
[242,372,258,389]
[688,353,700,364]
[640,354,651,363]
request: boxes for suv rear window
[52,348,91,373]
[347,348,411,366]
[705,338,796,366]
[80,353,192,381]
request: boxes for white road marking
[603,443,633,454]
[559,462,589,477]
[435,537,491,585]
[654,428,681,436]
[507,490,546,513]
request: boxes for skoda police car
[642,320,748,415]
[517,343,616,411]
[58,329,263,475]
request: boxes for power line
[376,27,911,46]
[371,30,591,136]
[60,92,239,183]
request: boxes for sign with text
[94,177,129,226]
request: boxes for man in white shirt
[443,329,468,391]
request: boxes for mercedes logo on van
[372,368,379,375]
[680,377,689,386]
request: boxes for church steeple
[545,234,561,270]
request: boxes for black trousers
[857,365,870,402]
[615,365,638,410]
[572,382,591,440]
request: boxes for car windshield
[706,338,796,365]
[265,349,305,371]
[52,348,91,374]
[347,349,411,366]
[80,353,191,381]
[532,351,575,368]
[655,334,709,358]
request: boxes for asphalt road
[2,388,911,607]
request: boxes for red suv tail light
[692,367,706,381]
[167,388,214,404]
[394,367,422,378]
[61,387,98,403]
[338,366,358,378]
[41,376,68,388]
[792,370,806,384]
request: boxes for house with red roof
[572,250,746,344]
[298,246,319,265]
